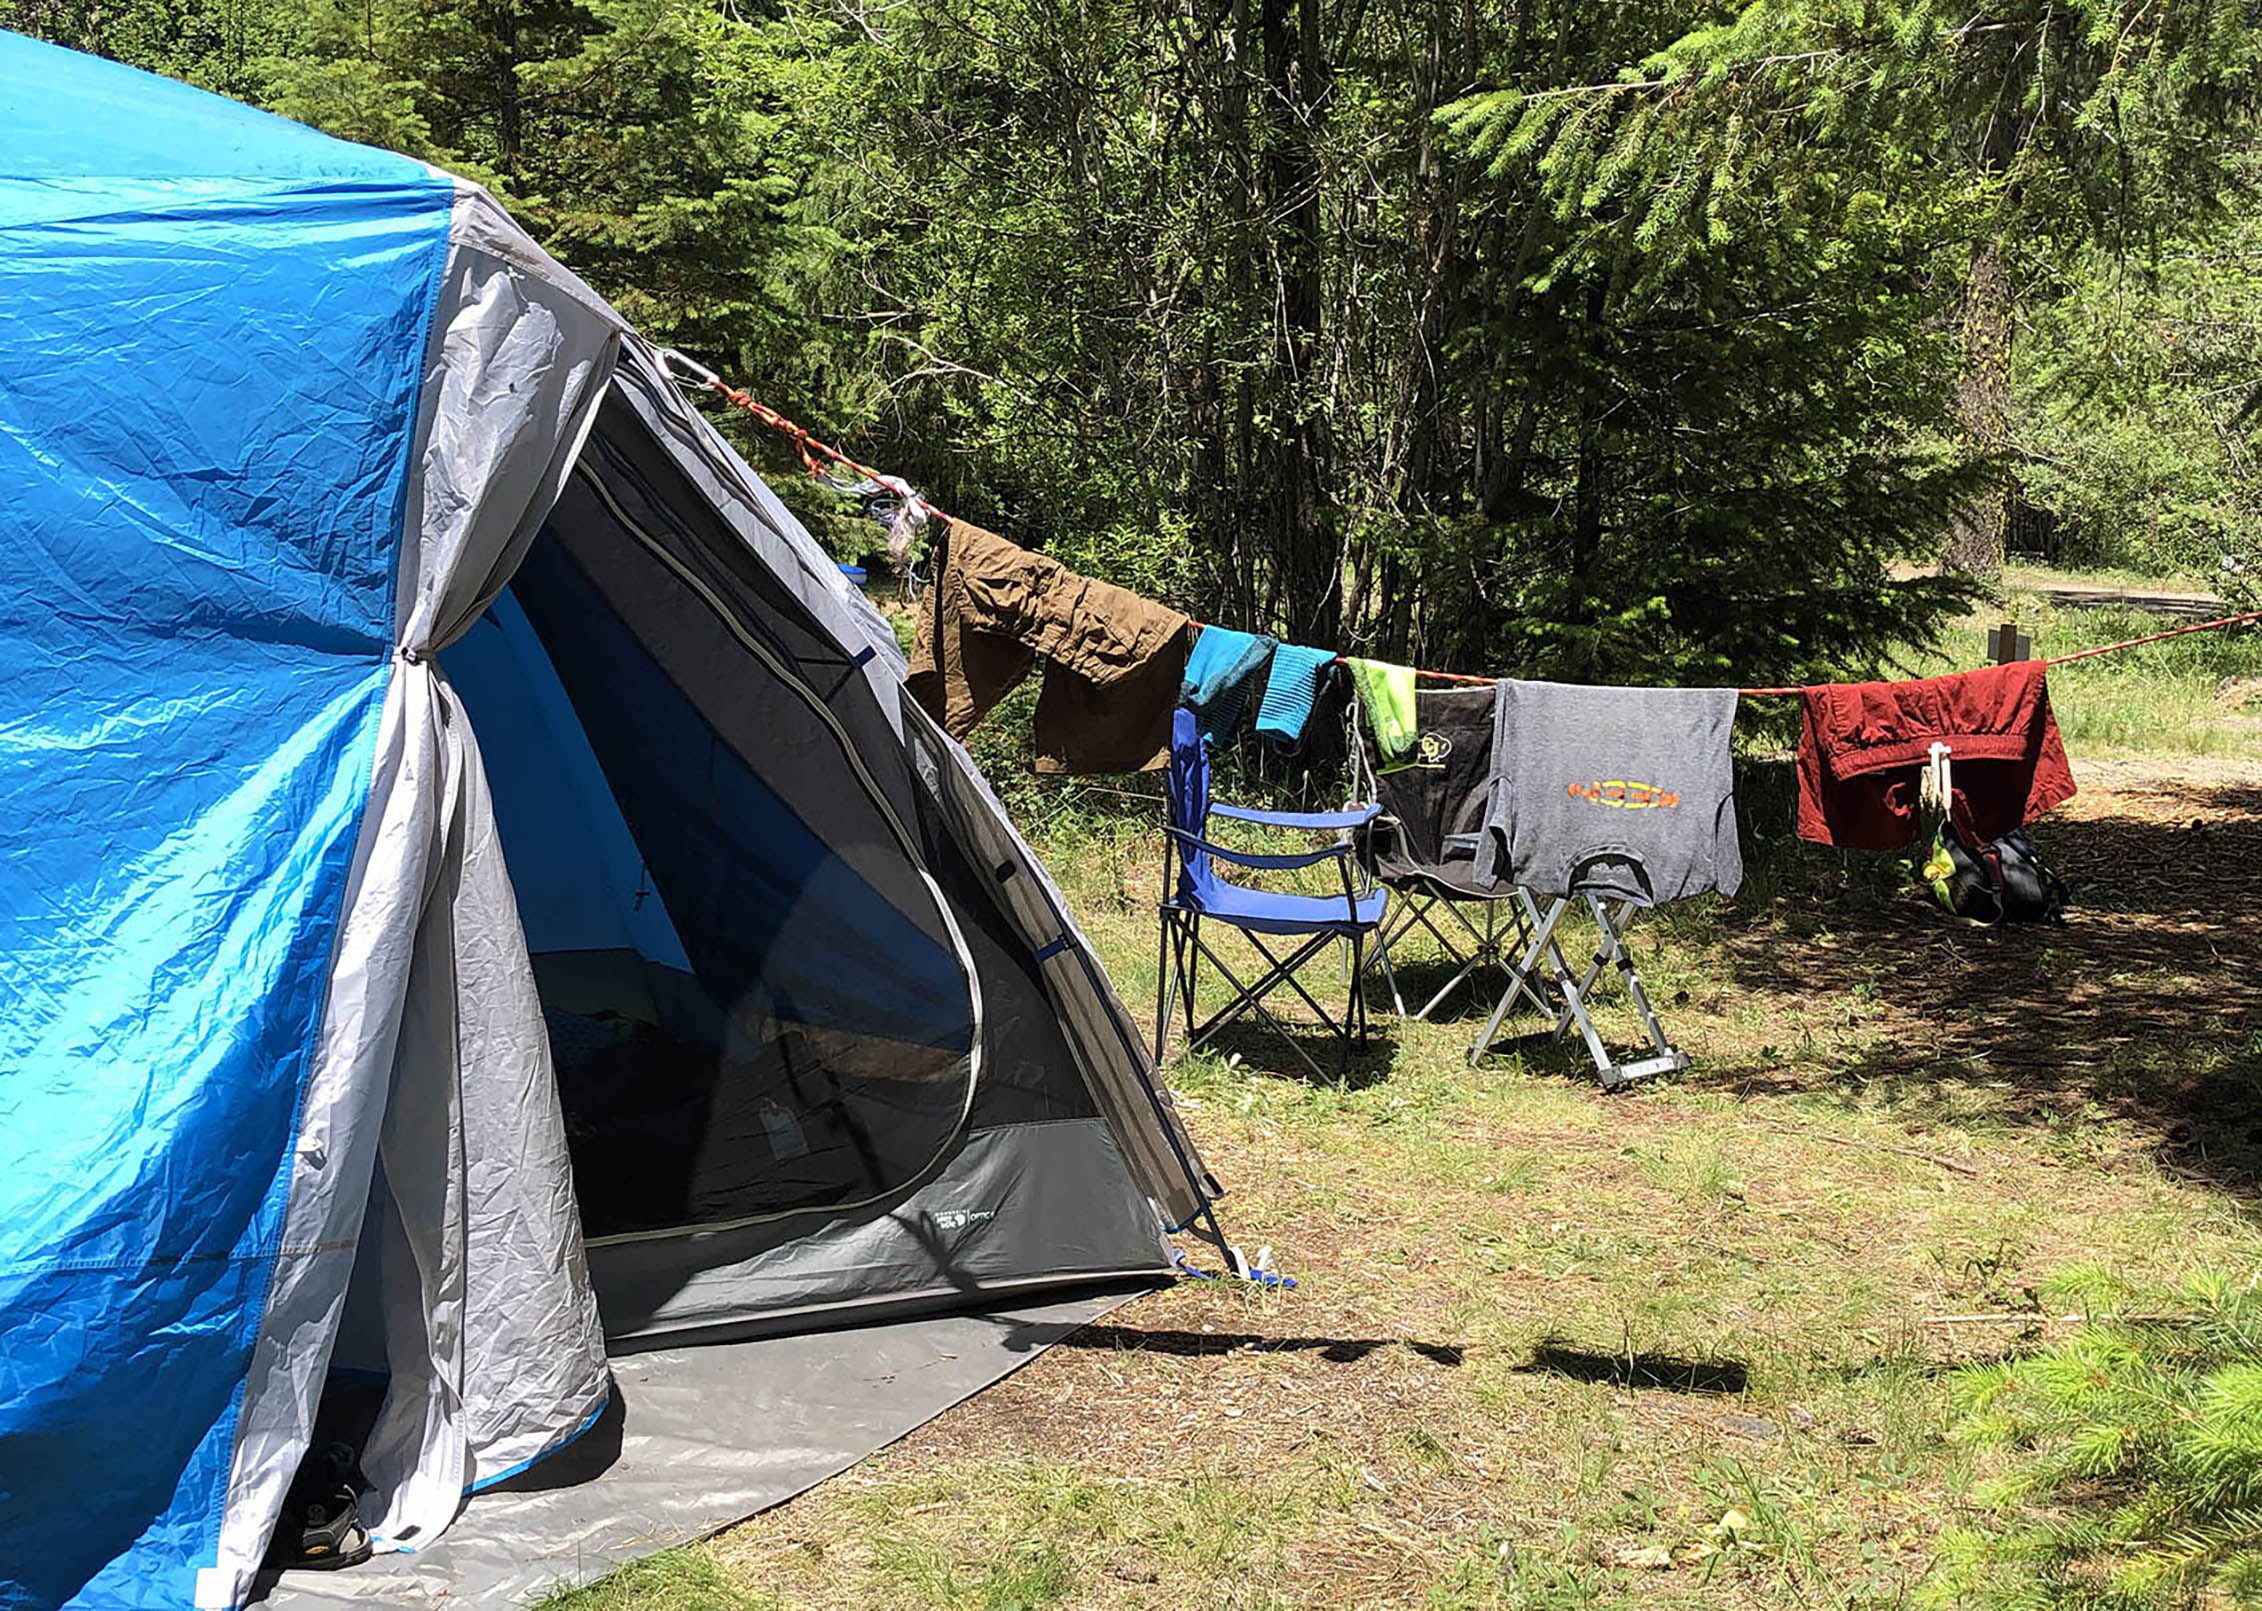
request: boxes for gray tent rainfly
[310,304,1229,1585]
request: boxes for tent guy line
[676,354,2262,696]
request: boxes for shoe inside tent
[0,29,1219,1611]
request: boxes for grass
[1999,560,2222,596]
[538,600,2262,1611]
[543,1552,784,1610]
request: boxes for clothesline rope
[2034,605,2262,665]
[677,358,2262,697]
[663,349,950,519]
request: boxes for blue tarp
[0,30,453,1610]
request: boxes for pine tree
[1443,0,2262,581]
[1932,1268,2262,1608]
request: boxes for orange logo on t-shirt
[1568,780,1681,810]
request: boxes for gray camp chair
[1351,687,1533,1020]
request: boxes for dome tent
[0,31,1217,1610]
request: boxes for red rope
[1390,664,1808,697]
[1403,665,1494,687]
[2040,605,2262,666]
[1722,606,2262,696]
[686,365,2262,696]
[700,373,948,521]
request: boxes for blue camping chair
[1154,708,1390,1080]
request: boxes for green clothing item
[1345,657,1419,770]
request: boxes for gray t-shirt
[1476,680,1743,906]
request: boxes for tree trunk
[1944,238,2015,580]
[494,0,522,184]
[1258,0,1336,646]
[1943,58,2029,582]
[1374,0,1463,660]
[1190,0,1260,629]
[1569,278,1609,592]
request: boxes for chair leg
[1183,915,1202,1043]
[1413,898,1497,1019]
[1553,897,1624,1038]
[1619,950,1676,1061]
[1509,896,1690,1089]
[1363,910,1408,1018]
[1378,890,1514,1022]
[1414,943,1485,1021]
[1460,896,1545,1028]
[1421,903,1493,1020]
[1587,898,1669,1059]
[1549,935,1617,1078]
[1181,927,1341,1084]
[1381,897,1429,1019]
[1182,920,1398,1087]
[1375,935,1406,1018]
[1584,895,1688,1088]
[1348,932,1366,1077]
[1348,932,1366,1045]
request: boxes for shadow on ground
[1041,1323,1466,1365]
[1370,953,1517,1025]
[1709,773,2262,1198]
[1517,1342,1750,1395]
[1189,1019,1398,1088]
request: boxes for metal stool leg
[1470,892,1573,1064]
[1550,895,1689,1089]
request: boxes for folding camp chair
[1351,686,1533,1020]
[1467,886,1690,1090]
[1155,708,1390,1081]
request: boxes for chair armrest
[1165,827,1354,872]
[1210,801,1381,831]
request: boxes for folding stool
[1467,887,1689,1090]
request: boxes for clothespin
[1918,740,1958,899]
[1921,741,1954,815]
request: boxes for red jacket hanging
[1796,660,2076,851]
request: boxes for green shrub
[1928,1269,2262,1609]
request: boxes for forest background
[10,0,2262,691]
